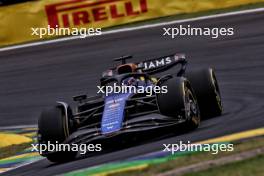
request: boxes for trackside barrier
[0,0,264,47]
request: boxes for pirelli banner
[0,0,264,47]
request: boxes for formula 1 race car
[38,54,223,162]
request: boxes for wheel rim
[184,88,200,125]
[210,70,223,111]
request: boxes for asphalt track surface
[1,10,264,176]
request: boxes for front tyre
[38,105,77,163]
[157,77,200,131]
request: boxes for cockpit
[116,64,138,74]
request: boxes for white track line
[0,7,264,52]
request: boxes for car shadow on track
[44,115,223,167]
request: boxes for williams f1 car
[38,54,223,162]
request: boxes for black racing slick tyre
[38,106,77,163]
[157,77,201,131]
[185,68,223,118]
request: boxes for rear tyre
[185,68,223,118]
[157,77,200,131]
[38,106,77,163]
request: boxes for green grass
[184,154,264,176]
[110,136,264,176]
[0,142,32,160]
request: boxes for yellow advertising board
[0,0,263,47]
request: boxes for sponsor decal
[101,93,131,134]
[45,0,148,28]
[139,54,185,70]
